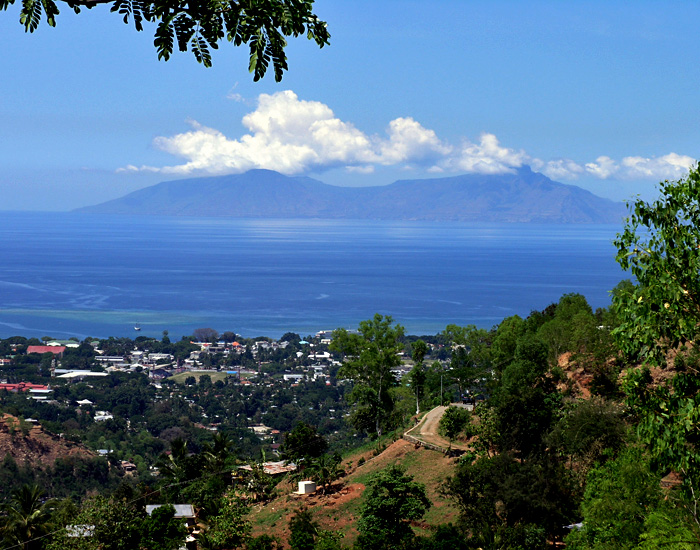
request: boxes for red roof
[0,382,49,392]
[27,346,65,355]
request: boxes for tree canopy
[330,314,405,437]
[2,0,330,81]
[612,164,700,542]
[612,164,700,365]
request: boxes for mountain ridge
[77,168,626,223]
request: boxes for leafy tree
[220,331,237,343]
[490,334,559,457]
[288,507,318,550]
[410,340,429,414]
[565,446,661,550]
[438,405,471,448]
[490,315,525,374]
[356,465,431,550]
[46,495,144,550]
[193,328,219,342]
[613,167,700,364]
[282,422,328,465]
[442,324,490,398]
[547,398,626,479]
[612,165,700,527]
[248,534,283,550]
[306,453,343,495]
[198,496,251,550]
[140,504,187,550]
[1,484,55,550]
[445,452,575,548]
[3,0,330,81]
[331,314,405,437]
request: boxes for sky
[2,1,700,210]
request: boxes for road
[404,404,472,452]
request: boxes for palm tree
[1,484,54,550]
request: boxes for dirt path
[405,405,472,451]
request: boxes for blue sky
[2,0,699,210]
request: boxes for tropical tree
[306,453,343,495]
[288,507,318,550]
[356,465,431,550]
[2,0,330,81]
[331,314,405,437]
[442,324,490,399]
[140,504,188,550]
[612,165,700,527]
[1,484,55,550]
[46,495,144,550]
[282,422,328,466]
[410,339,429,414]
[196,496,251,550]
[438,405,471,449]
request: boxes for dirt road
[405,404,472,451]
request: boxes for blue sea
[0,213,626,339]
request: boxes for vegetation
[1,0,330,81]
[4,167,700,548]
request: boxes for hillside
[249,437,462,546]
[0,413,95,467]
[77,167,625,223]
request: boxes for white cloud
[436,133,529,174]
[585,156,618,179]
[618,153,695,180]
[123,90,695,183]
[539,159,586,180]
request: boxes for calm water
[0,213,625,339]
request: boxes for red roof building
[0,382,50,392]
[26,345,66,356]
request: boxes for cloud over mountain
[120,91,695,182]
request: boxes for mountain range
[77,167,626,223]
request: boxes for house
[46,340,80,348]
[27,345,66,357]
[0,382,52,399]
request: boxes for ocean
[0,213,626,339]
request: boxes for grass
[248,435,462,546]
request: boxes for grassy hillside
[248,436,462,547]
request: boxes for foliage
[490,334,560,457]
[199,496,251,550]
[613,166,700,364]
[444,452,576,548]
[312,530,344,550]
[288,507,318,550]
[2,0,330,81]
[193,328,220,343]
[248,534,283,550]
[46,495,144,550]
[282,422,328,465]
[417,524,470,550]
[356,465,431,550]
[612,166,700,523]
[636,499,700,550]
[1,484,55,550]
[547,398,627,475]
[140,504,188,550]
[306,453,343,494]
[442,324,491,397]
[438,405,471,447]
[565,446,661,550]
[331,314,405,437]
[410,340,429,414]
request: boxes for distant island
[77,167,626,223]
